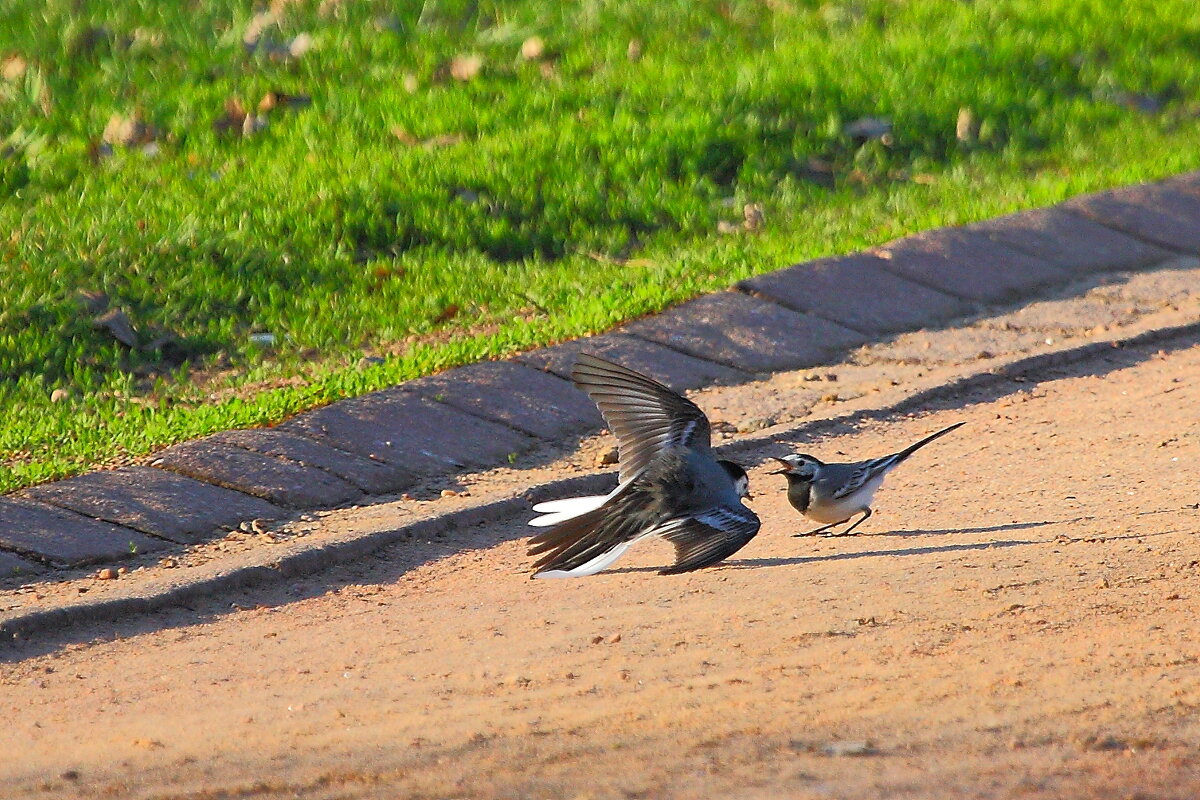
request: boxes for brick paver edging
[2,171,1198,576]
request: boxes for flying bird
[528,354,759,578]
[771,421,965,537]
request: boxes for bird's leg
[794,519,851,537]
[827,508,872,536]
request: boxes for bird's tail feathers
[527,503,614,572]
[529,493,611,527]
[889,421,966,465]
[527,485,644,577]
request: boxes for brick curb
[1,171,1198,578]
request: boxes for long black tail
[889,421,965,465]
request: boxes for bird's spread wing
[657,504,760,575]
[571,353,711,484]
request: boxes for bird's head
[718,459,752,500]
[770,454,820,481]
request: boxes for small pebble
[96,568,117,581]
[825,740,875,757]
[595,446,619,466]
[440,489,458,498]
[50,388,70,403]
[735,417,773,434]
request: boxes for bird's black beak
[769,457,792,475]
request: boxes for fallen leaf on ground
[214,98,268,137]
[520,36,545,61]
[258,91,312,112]
[956,107,977,142]
[449,54,483,81]
[432,304,460,324]
[242,11,277,49]
[102,113,159,147]
[743,203,764,231]
[1,54,26,82]
[391,127,463,148]
[287,33,314,59]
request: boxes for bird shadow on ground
[797,520,1062,538]
[606,537,1042,575]
[728,538,1042,569]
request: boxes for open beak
[769,457,792,475]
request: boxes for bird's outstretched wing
[572,353,711,483]
[657,504,760,575]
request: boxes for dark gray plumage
[528,354,759,578]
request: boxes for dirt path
[3,335,1199,799]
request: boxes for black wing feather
[657,506,760,575]
[571,353,711,483]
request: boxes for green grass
[1,0,1198,492]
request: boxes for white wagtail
[770,421,964,537]
[527,353,760,578]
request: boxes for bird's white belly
[806,475,886,523]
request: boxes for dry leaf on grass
[956,107,977,142]
[449,54,483,81]
[742,203,764,231]
[242,11,277,49]
[102,112,160,148]
[520,36,545,61]
[390,127,463,148]
[287,32,313,59]
[432,304,460,324]
[214,97,268,137]
[1,54,26,82]
[258,91,312,112]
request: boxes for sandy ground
[0,323,1198,798]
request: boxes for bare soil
[1,319,1198,798]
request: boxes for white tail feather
[531,494,608,514]
[528,481,632,528]
[528,494,609,527]
[532,540,636,578]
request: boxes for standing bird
[771,421,964,537]
[527,354,760,578]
